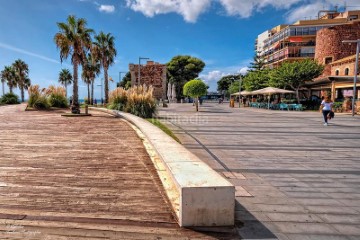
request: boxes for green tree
[217,75,240,96]
[117,72,131,89]
[12,59,29,102]
[183,79,207,112]
[242,69,272,91]
[93,31,117,104]
[270,59,324,103]
[58,69,73,98]
[82,52,100,104]
[54,15,93,114]
[249,52,265,71]
[167,55,205,101]
[1,66,17,94]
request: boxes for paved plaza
[0,104,236,239]
[158,103,360,240]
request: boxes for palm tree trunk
[104,67,109,104]
[20,87,24,102]
[87,83,90,104]
[91,80,94,105]
[9,86,13,94]
[2,81,4,96]
[72,62,80,114]
[65,82,67,98]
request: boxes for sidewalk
[158,103,360,240]
[0,105,237,239]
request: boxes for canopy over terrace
[230,90,252,96]
[250,87,295,109]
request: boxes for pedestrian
[320,96,333,126]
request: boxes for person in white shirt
[320,96,333,126]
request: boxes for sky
[0,0,359,99]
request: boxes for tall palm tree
[24,76,31,91]
[0,70,5,96]
[54,15,93,114]
[12,59,29,102]
[58,69,73,98]
[93,31,117,104]
[1,66,17,94]
[82,52,100,105]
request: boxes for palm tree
[0,70,5,96]
[82,52,100,105]
[58,69,73,98]
[93,31,117,104]
[12,59,29,102]
[1,66,17,94]
[54,15,93,114]
[24,76,31,91]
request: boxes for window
[335,70,339,76]
[345,68,349,76]
[324,57,333,64]
[349,15,358,21]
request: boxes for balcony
[266,53,315,64]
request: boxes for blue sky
[0,0,355,99]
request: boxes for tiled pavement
[0,104,237,239]
[158,103,360,240]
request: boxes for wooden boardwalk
[0,105,236,239]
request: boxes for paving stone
[286,234,350,240]
[332,224,360,235]
[317,214,360,224]
[158,103,360,239]
[265,212,323,223]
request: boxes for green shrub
[108,88,127,111]
[33,96,50,110]
[49,94,68,108]
[108,86,157,118]
[125,85,156,118]
[47,86,68,108]
[333,102,343,112]
[0,93,20,104]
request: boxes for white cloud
[200,70,228,82]
[0,42,60,64]
[285,0,360,23]
[126,0,211,23]
[99,5,115,13]
[219,0,302,18]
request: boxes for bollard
[85,104,88,114]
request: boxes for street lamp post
[119,71,126,87]
[138,57,150,85]
[239,74,242,108]
[342,39,360,116]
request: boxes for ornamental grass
[108,85,157,118]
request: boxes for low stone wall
[90,107,235,227]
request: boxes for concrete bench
[91,108,235,227]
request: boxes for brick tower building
[129,61,167,100]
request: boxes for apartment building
[256,9,360,69]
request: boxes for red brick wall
[129,63,167,100]
[315,21,360,76]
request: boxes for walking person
[320,96,333,126]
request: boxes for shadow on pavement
[235,201,278,239]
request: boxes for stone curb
[89,107,235,227]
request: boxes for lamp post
[138,57,150,85]
[239,74,242,108]
[97,78,103,105]
[119,71,126,87]
[342,39,360,116]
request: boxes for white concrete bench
[91,108,235,227]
